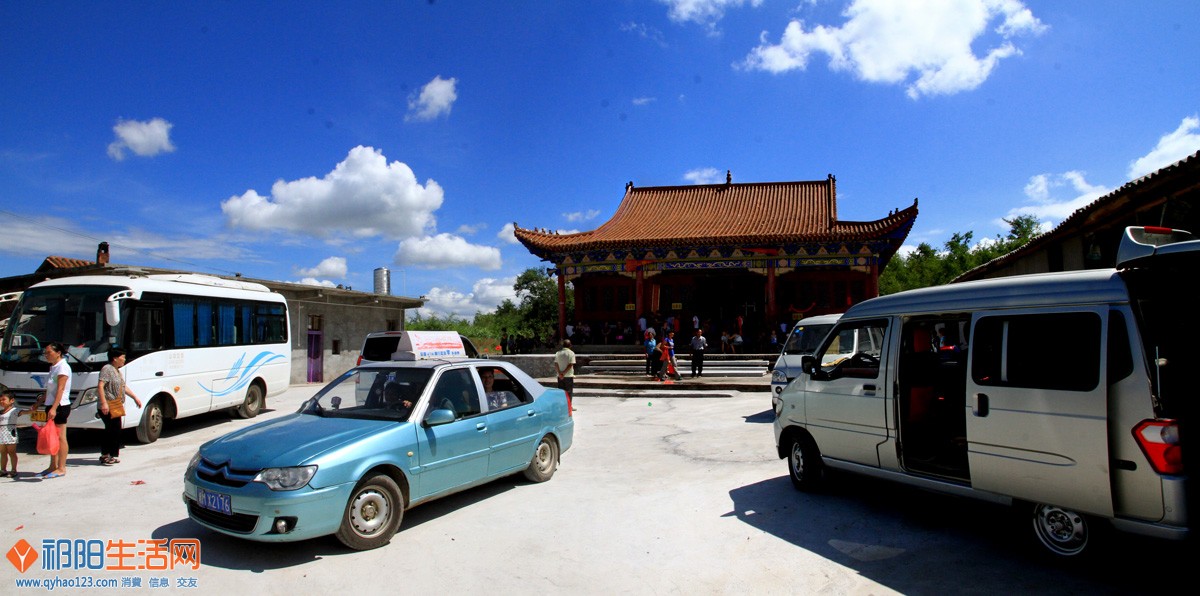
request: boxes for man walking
[690,328,708,377]
[554,339,576,411]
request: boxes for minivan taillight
[1132,419,1182,475]
[356,355,363,366]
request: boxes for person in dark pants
[97,348,143,465]
[689,328,708,377]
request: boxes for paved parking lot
[2,384,1195,594]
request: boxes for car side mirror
[424,408,456,426]
[801,355,817,375]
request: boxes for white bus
[0,273,291,443]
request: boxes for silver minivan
[773,226,1198,557]
[770,314,841,410]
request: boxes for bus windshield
[0,285,127,371]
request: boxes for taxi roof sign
[390,330,468,360]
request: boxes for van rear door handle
[973,393,989,417]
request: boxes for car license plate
[196,488,233,516]
[30,410,47,423]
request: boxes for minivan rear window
[972,312,1100,392]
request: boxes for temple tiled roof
[515,176,918,258]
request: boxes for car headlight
[771,370,786,384]
[254,466,318,491]
[77,387,99,406]
[185,452,201,479]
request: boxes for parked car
[774,226,1198,558]
[770,314,840,410]
[183,357,573,550]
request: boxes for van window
[971,313,1100,391]
[1107,310,1133,385]
[817,320,886,379]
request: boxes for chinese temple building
[514,172,918,346]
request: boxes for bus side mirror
[105,300,121,327]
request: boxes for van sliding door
[965,309,1113,516]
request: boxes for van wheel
[1029,502,1091,557]
[235,384,264,419]
[787,434,824,491]
[136,399,163,444]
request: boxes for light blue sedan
[182,359,574,550]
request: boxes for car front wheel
[336,474,404,550]
[523,435,559,482]
[787,433,823,491]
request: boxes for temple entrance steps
[579,352,774,378]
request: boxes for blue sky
[2,1,1198,318]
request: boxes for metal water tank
[373,267,391,295]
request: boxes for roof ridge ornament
[726,170,731,185]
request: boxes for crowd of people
[0,343,140,480]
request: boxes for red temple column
[557,270,567,343]
[766,260,777,323]
[635,267,644,320]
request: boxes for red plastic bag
[36,421,59,455]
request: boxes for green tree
[879,215,1041,294]
[512,267,572,345]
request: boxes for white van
[770,314,841,409]
[773,226,1198,557]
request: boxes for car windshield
[782,323,833,355]
[300,366,433,421]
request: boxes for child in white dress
[0,389,23,478]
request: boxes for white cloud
[395,233,502,270]
[632,97,657,106]
[415,277,518,319]
[221,145,444,239]
[106,117,176,161]
[683,167,723,184]
[296,277,337,288]
[1004,170,1109,226]
[1128,116,1200,179]
[498,223,519,244]
[661,0,763,29]
[621,22,668,47]
[296,256,347,279]
[456,223,485,235]
[563,209,600,223]
[406,75,458,122]
[742,0,1047,99]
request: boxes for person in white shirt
[41,342,72,478]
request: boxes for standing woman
[40,342,72,478]
[97,348,142,465]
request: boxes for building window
[386,319,399,331]
[332,339,341,355]
[309,314,323,331]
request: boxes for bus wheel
[236,384,264,419]
[136,399,163,444]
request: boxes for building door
[306,331,323,383]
